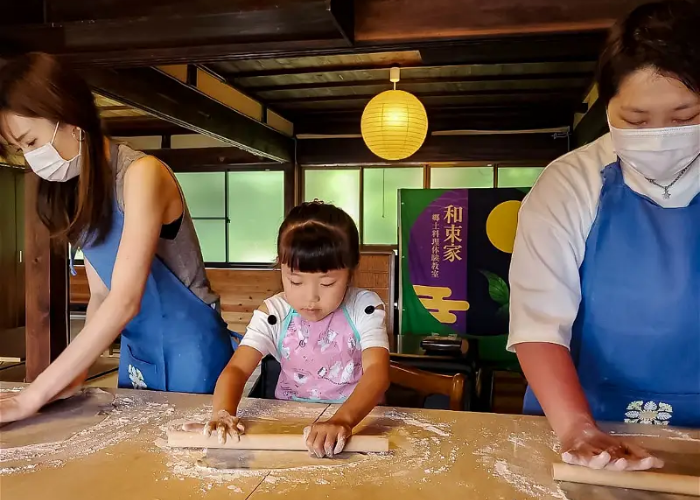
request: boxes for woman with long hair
[0,53,236,423]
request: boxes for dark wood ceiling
[1,0,652,154]
[206,47,598,134]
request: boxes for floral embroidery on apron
[128,365,147,390]
[624,401,673,425]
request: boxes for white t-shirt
[240,287,390,360]
[507,133,700,352]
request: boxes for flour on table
[155,405,459,495]
[383,410,451,437]
[0,389,173,475]
[475,426,567,500]
[0,387,24,393]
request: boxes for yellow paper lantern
[361,88,429,161]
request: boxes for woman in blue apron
[508,1,699,471]
[0,53,236,423]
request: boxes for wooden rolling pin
[167,429,390,453]
[553,463,700,497]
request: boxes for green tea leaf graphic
[479,270,510,306]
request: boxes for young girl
[203,201,391,458]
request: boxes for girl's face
[281,265,351,322]
[2,113,80,160]
[607,67,700,130]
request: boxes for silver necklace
[645,165,691,199]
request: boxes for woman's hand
[0,391,42,424]
[561,422,664,471]
[199,409,245,444]
[304,419,352,458]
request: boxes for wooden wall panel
[69,266,91,306]
[70,251,396,340]
[209,268,282,334]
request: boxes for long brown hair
[0,52,113,247]
[277,201,360,273]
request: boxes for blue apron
[524,161,700,427]
[81,198,238,394]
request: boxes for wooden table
[1,382,697,500]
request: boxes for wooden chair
[388,361,466,411]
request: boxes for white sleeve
[347,288,390,351]
[239,295,290,361]
[506,143,605,352]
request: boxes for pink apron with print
[276,307,363,403]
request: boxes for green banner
[399,187,527,338]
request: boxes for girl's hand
[0,392,42,424]
[561,422,664,471]
[304,419,352,458]
[202,409,245,444]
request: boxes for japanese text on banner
[431,213,440,278]
[443,205,463,262]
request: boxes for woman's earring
[72,128,85,142]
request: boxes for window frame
[177,171,229,263]
[208,164,293,268]
[225,168,288,267]
[73,164,294,269]
[74,161,544,268]
[301,162,546,249]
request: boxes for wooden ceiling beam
[275,94,584,111]
[294,108,576,134]
[103,116,196,137]
[354,0,651,42]
[245,70,595,93]
[0,1,639,67]
[225,60,597,82]
[0,1,354,67]
[270,88,584,105]
[297,134,569,166]
[414,33,607,66]
[142,147,281,172]
[82,67,293,162]
[256,77,591,101]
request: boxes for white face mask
[24,122,82,182]
[608,121,700,181]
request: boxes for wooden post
[24,173,68,382]
[0,168,18,332]
[284,163,296,216]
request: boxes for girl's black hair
[277,201,360,273]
